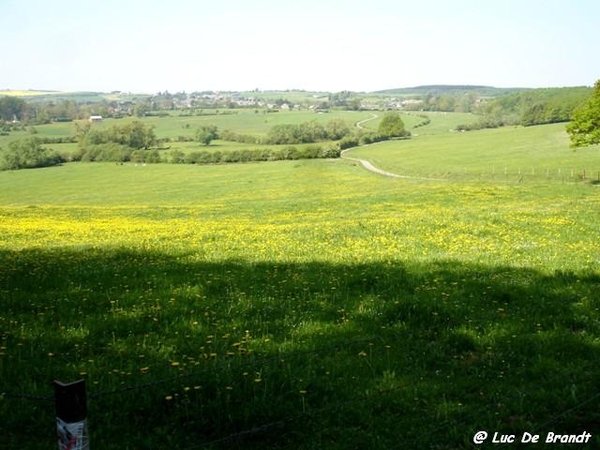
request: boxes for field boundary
[4,337,599,449]
[346,113,447,181]
[341,144,447,181]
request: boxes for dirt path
[341,146,419,179]
[342,114,445,181]
[355,113,378,129]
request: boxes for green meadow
[0,109,378,157]
[1,113,600,449]
[348,122,600,182]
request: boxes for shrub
[322,146,341,158]
[169,150,185,164]
[0,137,64,170]
[300,145,323,159]
[339,136,359,150]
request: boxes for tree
[196,125,218,146]
[122,120,156,149]
[0,96,27,121]
[266,124,301,145]
[325,118,350,140]
[567,80,600,148]
[0,137,63,170]
[378,111,409,138]
[133,101,150,118]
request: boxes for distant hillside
[0,89,63,97]
[373,85,530,97]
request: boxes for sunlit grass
[347,123,600,182]
[1,120,600,448]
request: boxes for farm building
[89,115,103,122]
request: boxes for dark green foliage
[196,125,219,146]
[412,115,431,129]
[126,121,157,149]
[180,145,337,165]
[76,120,156,150]
[266,124,314,145]
[324,118,351,140]
[338,136,359,150]
[129,149,162,164]
[359,132,389,145]
[487,86,592,127]
[219,129,260,144]
[168,149,186,164]
[2,250,600,449]
[0,137,63,170]
[455,114,505,131]
[377,111,410,138]
[0,120,23,135]
[75,120,157,161]
[77,143,133,162]
[566,80,600,148]
[0,96,27,121]
[265,119,352,145]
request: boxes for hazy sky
[1,0,598,93]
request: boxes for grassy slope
[347,122,600,181]
[1,120,600,449]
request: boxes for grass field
[347,122,600,182]
[0,109,378,156]
[1,117,600,449]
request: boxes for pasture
[1,115,600,449]
[347,122,600,182]
[0,109,379,157]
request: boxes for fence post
[54,379,89,450]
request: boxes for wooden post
[54,379,89,450]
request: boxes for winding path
[340,113,445,181]
[355,113,379,130]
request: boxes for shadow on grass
[1,247,599,449]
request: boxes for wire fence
[379,166,600,184]
[3,336,599,449]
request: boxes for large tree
[566,80,600,148]
[196,125,219,146]
[378,111,409,138]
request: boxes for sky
[1,0,598,93]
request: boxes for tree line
[1,112,410,170]
[456,86,592,131]
[0,96,116,124]
[0,137,64,170]
[567,80,600,148]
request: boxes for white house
[89,115,103,122]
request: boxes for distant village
[3,87,494,125]
[110,90,426,115]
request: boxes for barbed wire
[3,338,599,449]
[180,369,600,449]
[1,335,379,402]
[180,375,419,449]
[1,391,53,402]
[493,390,600,450]
[88,335,379,400]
